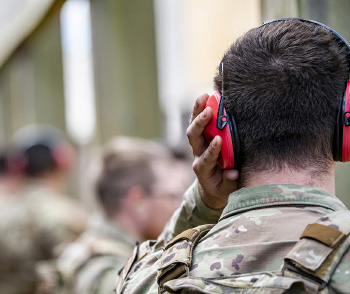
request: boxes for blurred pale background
[0,0,349,207]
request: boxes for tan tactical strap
[163,228,198,250]
[283,210,350,291]
[157,224,214,293]
[300,223,346,248]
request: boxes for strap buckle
[158,264,189,293]
[282,262,327,290]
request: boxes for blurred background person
[0,124,88,294]
[39,136,194,294]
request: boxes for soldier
[49,137,194,294]
[0,124,88,294]
[115,19,350,293]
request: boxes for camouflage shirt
[116,183,350,293]
[0,183,88,294]
[47,213,137,294]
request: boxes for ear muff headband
[264,18,350,162]
[217,62,241,169]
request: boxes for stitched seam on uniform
[220,184,347,221]
[220,202,336,221]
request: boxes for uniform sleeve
[328,246,350,293]
[157,179,223,244]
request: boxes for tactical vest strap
[163,228,199,250]
[300,223,346,248]
[283,210,350,293]
[157,224,214,293]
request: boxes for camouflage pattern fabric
[115,183,350,293]
[0,184,88,294]
[162,274,309,293]
[42,213,137,294]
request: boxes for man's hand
[186,94,239,209]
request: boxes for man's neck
[244,164,336,195]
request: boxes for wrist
[198,183,228,210]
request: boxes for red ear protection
[335,81,350,161]
[52,143,76,171]
[203,91,240,169]
[203,92,234,169]
[342,82,350,161]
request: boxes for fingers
[187,106,213,157]
[192,136,222,179]
[189,94,210,124]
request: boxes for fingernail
[212,136,217,147]
[200,108,207,118]
[195,101,199,109]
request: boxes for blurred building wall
[0,3,66,141]
[90,0,160,143]
[154,0,261,154]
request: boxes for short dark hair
[96,150,156,217]
[95,137,171,217]
[214,19,349,182]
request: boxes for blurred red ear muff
[6,153,28,175]
[52,143,76,170]
[203,91,240,170]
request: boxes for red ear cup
[6,153,27,175]
[342,81,350,161]
[52,143,76,171]
[203,91,235,169]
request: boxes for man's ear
[125,185,148,215]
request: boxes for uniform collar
[88,213,138,247]
[220,184,347,221]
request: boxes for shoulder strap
[282,210,350,293]
[157,224,214,293]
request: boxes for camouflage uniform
[49,213,137,294]
[116,182,350,293]
[0,184,87,294]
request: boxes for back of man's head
[214,19,349,182]
[95,137,172,218]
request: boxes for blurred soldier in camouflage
[0,124,88,294]
[115,19,350,293]
[48,137,193,294]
